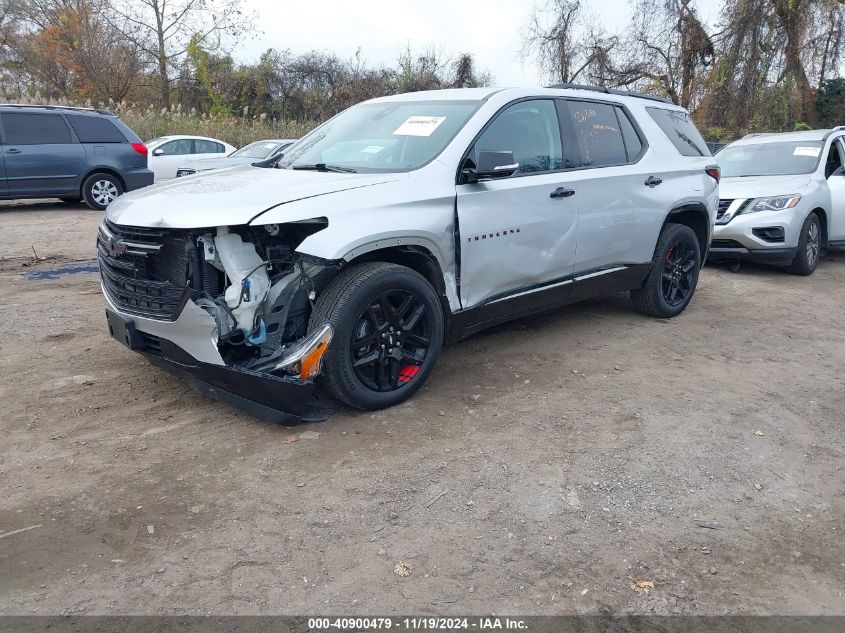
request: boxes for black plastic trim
[105,309,320,424]
[708,247,797,266]
[447,263,651,343]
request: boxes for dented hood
[106,166,406,228]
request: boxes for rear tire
[82,173,123,210]
[631,223,701,318]
[786,212,820,276]
[307,262,444,410]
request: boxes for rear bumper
[104,308,325,425]
[123,169,155,191]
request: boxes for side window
[565,101,627,167]
[824,138,844,178]
[66,114,126,143]
[472,99,563,175]
[2,112,73,144]
[616,107,644,161]
[195,139,224,154]
[157,139,192,155]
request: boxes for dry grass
[3,98,317,147]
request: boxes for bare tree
[108,0,254,107]
[521,0,620,85]
[611,0,714,108]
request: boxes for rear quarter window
[646,107,711,157]
[66,114,127,143]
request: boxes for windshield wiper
[292,163,357,173]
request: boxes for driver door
[828,138,845,242]
[455,99,580,310]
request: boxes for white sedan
[146,135,236,181]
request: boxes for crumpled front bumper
[104,308,328,424]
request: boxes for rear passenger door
[0,131,6,195]
[560,99,668,282]
[0,112,86,196]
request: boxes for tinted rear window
[565,101,628,167]
[66,114,126,143]
[2,112,73,144]
[647,107,710,157]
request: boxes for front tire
[786,212,821,276]
[82,173,123,211]
[307,262,444,410]
[631,223,701,318]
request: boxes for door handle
[645,176,663,187]
[6,148,21,154]
[550,187,575,199]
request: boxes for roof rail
[0,103,114,116]
[823,125,845,140]
[545,83,674,105]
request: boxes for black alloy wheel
[661,238,698,307]
[350,289,432,392]
[308,262,444,410]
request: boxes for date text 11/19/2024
[307,617,528,630]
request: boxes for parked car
[146,135,235,181]
[709,127,845,274]
[99,86,718,423]
[175,139,297,178]
[0,104,153,210]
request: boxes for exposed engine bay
[97,218,337,378]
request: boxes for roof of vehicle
[0,103,114,116]
[147,134,234,145]
[366,85,684,109]
[732,127,845,145]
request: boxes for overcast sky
[238,0,642,86]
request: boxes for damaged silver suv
[99,86,718,422]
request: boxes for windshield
[231,141,284,159]
[718,141,823,177]
[277,100,481,173]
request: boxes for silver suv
[709,127,845,274]
[99,86,718,422]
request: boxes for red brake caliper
[398,365,421,384]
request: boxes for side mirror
[152,148,164,156]
[475,150,519,181]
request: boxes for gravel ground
[1,200,843,616]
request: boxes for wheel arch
[341,245,454,336]
[663,203,711,264]
[810,207,829,246]
[80,168,127,196]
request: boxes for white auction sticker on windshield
[393,116,446,137]
[793,146,821,157]
[361,145,384,154]
[264,143,277,149]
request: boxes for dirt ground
[1,200,843,616]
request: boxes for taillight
[706,165,721,182]
[131,142,148,157]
